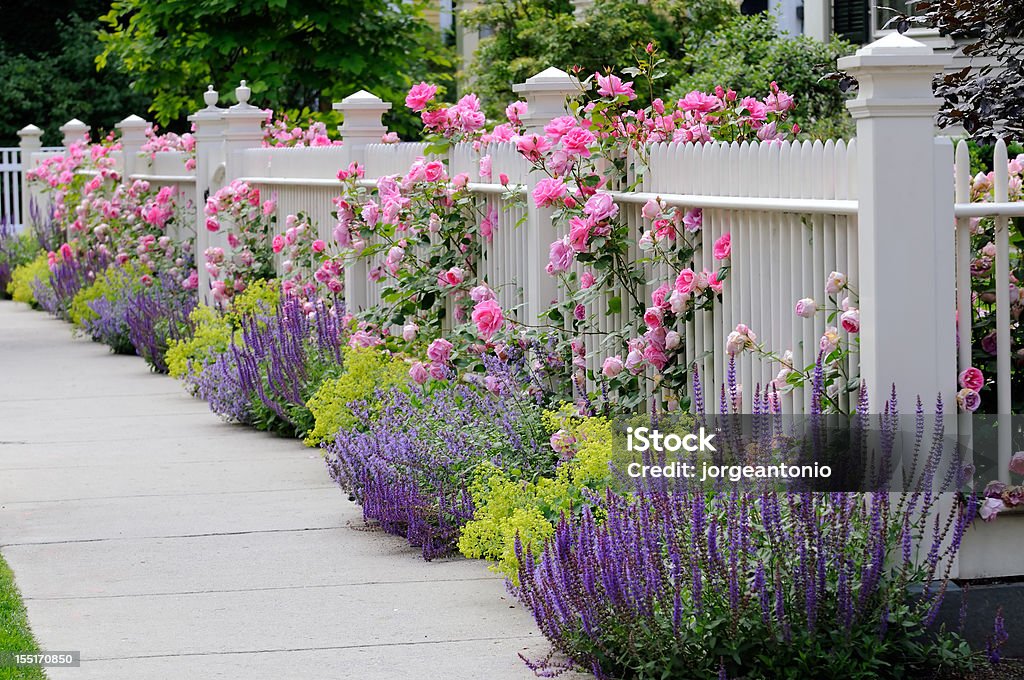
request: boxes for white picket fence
[15,34,1024,572]
[0,145,65,229]
[17,34,1022,420]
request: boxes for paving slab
[0,300,567,679]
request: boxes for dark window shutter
[833,0,870,43]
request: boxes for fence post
[513,67,581,322]
[333,90,391,313]
[115,115,150,184]
[838,33,955,413]
[17,124,43,230]
[188,86,227,304]
[59,119,90,149]
[222,81,266,180]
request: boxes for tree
[462,0,738,116]
[898,0,1024,140]
[97,0,453,136]
[0,11,147,146]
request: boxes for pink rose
[707,270,724,294]
[361,201,380,228]
[409,362,429,384]
[980,497,1007,521]
[427,338,454,364]
[272,235,285,253]
[665,330,681,351]
[428,362,448,381]
[643,306,664,329]
[516,134,553,162]
[471,298,504,340]
[205,217,220,232]
[561,127,596,157]
[668,290,689,314]
[641,198,662,221]
[437,266,464,287]
[602,356,624,378]
[548,238,573,274]
[651,283,670,309]
[470,285,495,302]
[959,367,984,391]
[682,207,702,232]
[505,101,527,125]
[820,327,840,355]
[624,349,645,374]
[405,82,438,112]
[1009,451,1024,476]
[311,239,326,254]
[825,271,847,295]
[583,193,618,223]
[675,268,696,295]
[713,232,731,260]
[532,177,567,208]
[543,116,576,141]
[402,323,418,342]
[580,271,596,289]
[956,388,981,413]
[567,217,591,252]
[795,298,817,318]
[479,155,492,179]
[595,73,636,100]
[840,308,860,334]
[424,160,446,182]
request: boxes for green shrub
[7,252,49,305]
[458,413,617,579]
[671,13,856,139]
[304,347,410,446]
[166,304,232,381]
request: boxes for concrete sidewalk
[0,301,556,679]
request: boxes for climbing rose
[840,308,860,334]
[826,271,847,295]
[602,356,624,377]
[583,193,618,223]
[595,73,636,100]
[409,362,429,384]
[405,83,438,112]
[547,238,573,274]
[437,267,464,287]
[795,298,817,318]
[957,388,981,413]
[471,298,504,340]
[713,232,731,260]
[402,323,418,342]
[959,367,984,391]
[427,338,454,364]
[820,327,841,354]
[532,178,567,207]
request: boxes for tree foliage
[672,13,856,139]
[0,9,146,146]
[96,0,453,136]
[462,0,738,116]
[899,0,1024,140]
